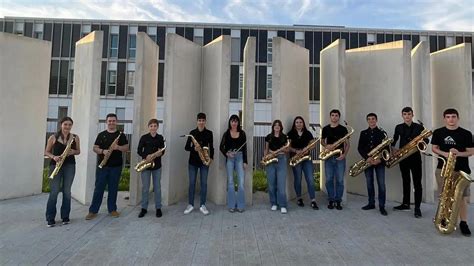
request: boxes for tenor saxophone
[98,132,122,168]
[134,144,166,172]
[49,136,75,179]
[261,140,290,166]
[181,134,212,166]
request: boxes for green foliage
[314,171,321,191]
[119,167,130,191]
[42,168,50,193]
[253,169,268,192]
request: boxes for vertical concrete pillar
[161,34,202,205]
[0,33,51,200]
[242,37,256,205]
[201,36,232,205]
[319,39,347,202]
[129,32,159,206]
[345,40,412,202]
[71,31,103,204]
[272,37,310,200]
[430,43,473,201]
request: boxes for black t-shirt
[94,130,128,167]
[321,124,349,153]
[265,133,288,151]
[287,129,314,157]
[184,128,214,167]
[219,130,248,164]
[137,133,165,170]
[431,127,473,174]
[50,134,77,165]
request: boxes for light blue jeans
[265,154,288,208]
[291,160,316,199]
[226,152,245,209]
[141,168,162,209]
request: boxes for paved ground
[0,191,472,265]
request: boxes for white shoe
[184,204,194,214]
[281,207,287,214]
[271,205,278,211]
[200,205,210,215]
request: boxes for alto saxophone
[261,140,291,166]
[98,132,122,168]
[49,136,75,179]
[181,134,212,166]
[386,127,433,168]
[289,137,321,167]
[134,143,166,172]
[319,121,354,160]
[418,146,473,234]
[349,131,393,177]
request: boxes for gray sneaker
[184,204,194,214]
[199,205,210,215]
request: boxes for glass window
[128,34,136,58]
[231,38,240,62]
[15,22,23,35]
[446,36,454,47]
[266,67,272,99]
[295,31,304,47]
[110,34,118,58]
[166,27,175,34]
[239,66,244,100]
[34,23,43,39]
[116,108,125,121]
[108,70,117,95]
[127,71,135,96]
[367,33,375,45]
[68,68,74,95]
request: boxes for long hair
[288,116,308,135]
[55,116,74,141]
[227,114,242,132]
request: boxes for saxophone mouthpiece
[180,135,186,137]
[417,120,424,126]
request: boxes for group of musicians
[44,108,473,236]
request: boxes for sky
[1,0,473,32]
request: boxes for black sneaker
[414,208,422,218]
[62,218,70,225]
[327,201,334,209]
[380,207,388,216]
[311,201,319,210]
[460,221,471,236]
[156,209,162,218]
[336,202,343,210]
[361,204,375,210]
[138,208,147,218]
[47,220,56,227]
[393,204,410,211]
[297,199,304,207]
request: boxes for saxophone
[418,146,473,234]
[289,137,321,167]
[261,140,290,166]
[134,143,166,172]
[49,135,75,179]
[181,134,212,166]
[386,127,433,168]
[319,122,354,160]
[349,131,393,177]
[98,132,122,168]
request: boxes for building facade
[2,17,473,137]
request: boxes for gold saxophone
[418,146,473,234]
[181,134,212,166]
[319,122,354,160]
[289,137,321,167]
[134,143,167,172]
[49,135,75,179]
[349,132,393,177]
[386,127,433,168]
[261,140,291,166]
[98,132,122,168]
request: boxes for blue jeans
[226,152,245,209]
[364,164,386,208]
[141,168,162,209]
[265,154,288,208]
[325,157,346,202]
[45,163,75,221]
[188,164,209,206]
[291,159,315,199]
[89,166,122,213]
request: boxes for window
[446,36,454,47]
[15,22,23,35]
[116,107,125,121]
[128,34,136,58]
[238,66,244,100]
[367,33,375,45]
[166,27,176,34]
[194,28,204,45]
[266,67,272,99]
[81,24,91,37]
[58,107,68,129]
[295,31,304,47]
[267,31,276,63]
[148,26,157,42]
[110,34,118,58]
[68,62,74,95]
[34,23,43,39]
[126,63,135,96]
[108,62,117,95]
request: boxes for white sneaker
[281,207,287,214]
[271,205,278,211]
[200,205,210,215]
[184,204,194,214]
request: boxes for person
[44,117,81,227]
[431,108,473,236]
[391,107,425,218]
[137,119,165,218]
[321,109,350,210]
[183,113,214,215]
[358,113,388,216]
[264,120,289,214]
[287,116,319,210]
[220,114,247,213]
[86,113,129,220]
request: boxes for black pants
[399,156,422,209]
